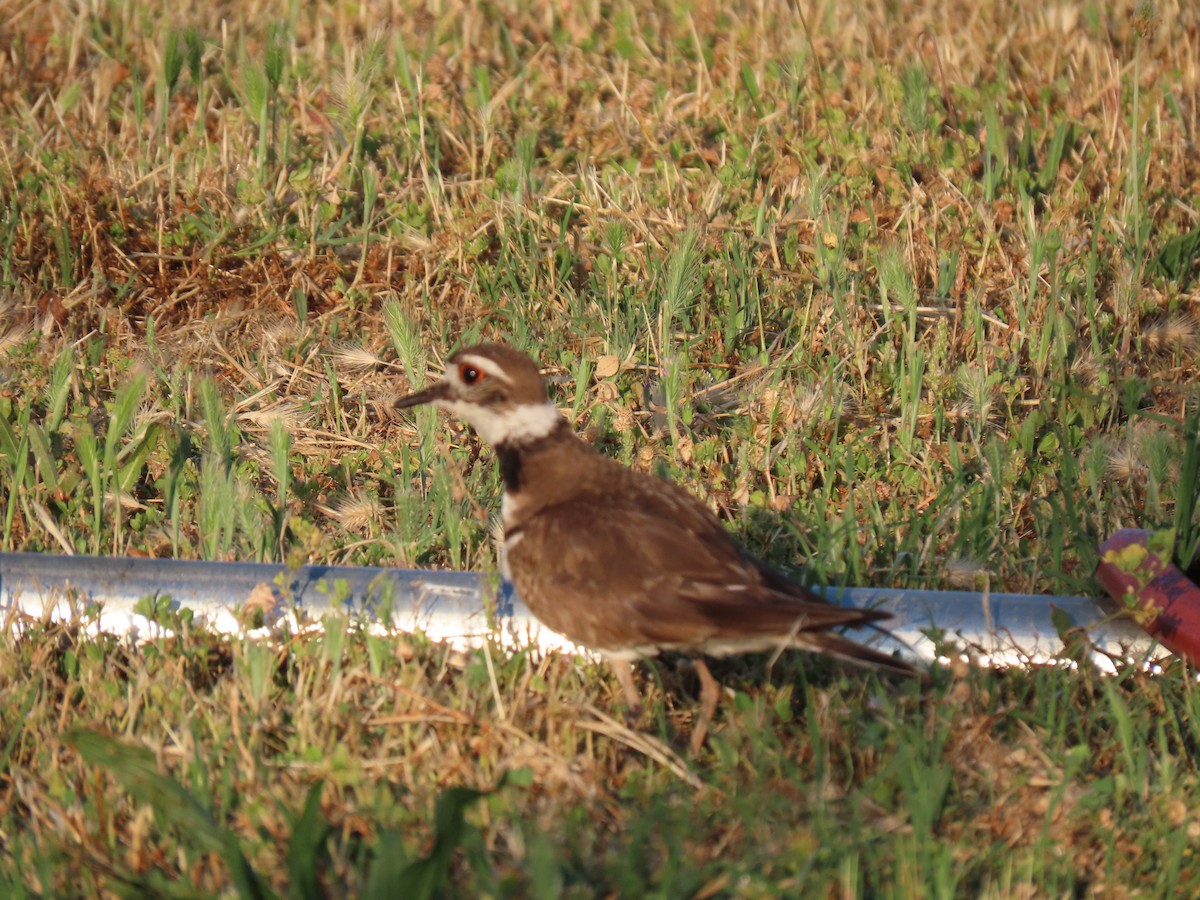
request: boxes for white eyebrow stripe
[455,354,514,384]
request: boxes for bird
[394,342,919,751]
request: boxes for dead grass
[3,0,1200,894]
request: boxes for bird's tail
[799,630,926,679]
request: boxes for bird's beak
[394,380,450,410]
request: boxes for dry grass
[3,0,1200,894]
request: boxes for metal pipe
[0,551,1156,668]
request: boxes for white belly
[501,491,521,529]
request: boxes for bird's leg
[612,661,643,724]
[689,657,722,754]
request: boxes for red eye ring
[459,364,485,385]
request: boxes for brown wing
[506,495,884,655]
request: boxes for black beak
[394,381,449,410]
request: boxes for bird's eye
[459,364,485,385]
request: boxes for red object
[1096,528,1200,666]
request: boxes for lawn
[2,0,1200,895]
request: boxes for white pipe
[0,552,1156,669]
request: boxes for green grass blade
[285,780,330,900]
[366,780,501,900]
[64,730,272,900]
[1174,402,1200,569]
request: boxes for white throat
[442,399,561,447]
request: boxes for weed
[3,0,1200,892]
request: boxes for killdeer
[395,343,918,750]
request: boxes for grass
[3,0,1200,893]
